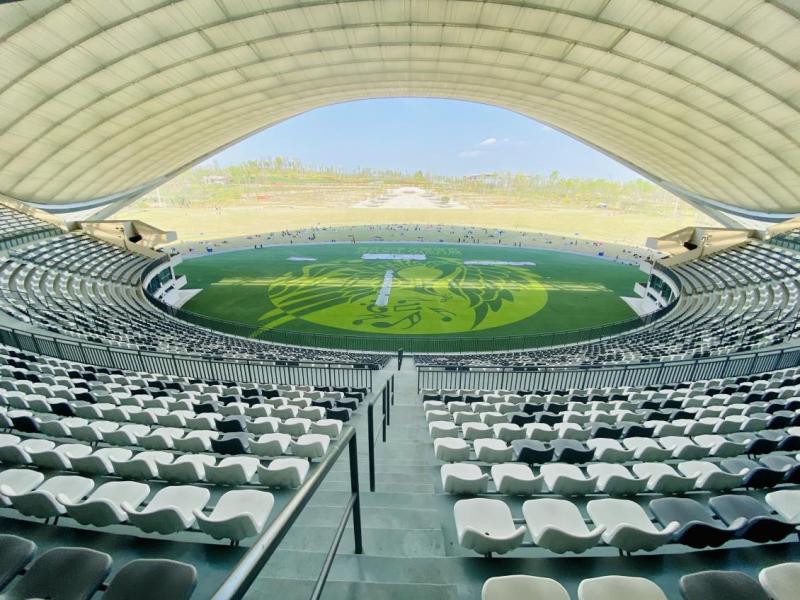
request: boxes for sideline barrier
[0,324,374,389]
[416,345,800,391]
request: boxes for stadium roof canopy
[0,0,799,220]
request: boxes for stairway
[245,358,460,600]
[244,357,800,600]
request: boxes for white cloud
[458,136,530,158]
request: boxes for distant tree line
[139,156,678,210]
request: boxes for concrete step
[325,465,437,481]
[310,491,440,510]
[296,505,443,530]
[318,480,434,494]
[245,578,458,600]
[278,525,445,556]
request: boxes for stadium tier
[0,205,61,246]
[0,232,388,368]
[0,197,794,598]
[0,222,798,370]
[2,1,800,597]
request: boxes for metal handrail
[211,426,362,600]
[0,226,61,251]
[366,374,394,491]
[309,492,360,600]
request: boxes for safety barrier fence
[211,427,362,600]
[417,345,800,391]
[0,324,374,389]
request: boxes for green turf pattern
[176,243,646,343]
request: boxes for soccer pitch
[176,243,647,348]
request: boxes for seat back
[5,547,111,600]
[104,559,197,600]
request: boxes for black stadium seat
[2,547,111,600]
[680,570,770,600]
[104,559,197,600]
[0,535,36,591]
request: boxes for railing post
[30,332,41,355]
[348,434,363,554]
[656,362,666,385]
[772,349,782,371]
[367,401,376,492]
[384,382,391,428]
[382,386,387,442]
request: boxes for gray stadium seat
[104,559,197,600]
[0,535,35,591]
[1,546,111,600]
[679,570,769,600]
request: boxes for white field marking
[362,253,426,261]
[375,270,395,307]
[463,260,536,266]
[288,256,317,261]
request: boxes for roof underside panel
[0,0,797,216]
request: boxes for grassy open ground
[176,243,646,346]
[117,166,717,247]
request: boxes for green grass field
[176,243,646,348]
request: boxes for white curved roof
[0,0,798,218]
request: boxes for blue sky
[209,98,640,180]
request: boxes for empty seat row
[429,414,800,446]
[0,439,313,486]
[0,534,197,600]
[0,471,274,542]
[454,492,800,555]
[433,430,800,465]
[440,458,796,496]
[4,405,343,442]
[1,416,333,458]
[481,562,800,600]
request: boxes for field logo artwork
[256,258,547,335]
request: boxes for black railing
[417,345,800,391]
[769,233,800,253]
[0,324,374,389]
[0,226,61,251]
[366,374,394,491]
[211,426,362,600]
[143,257,682,353]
